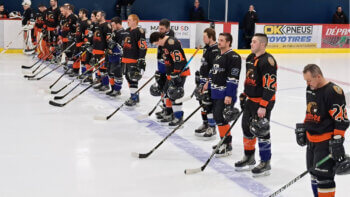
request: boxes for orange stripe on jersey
[334,129,345,137]
[47,27,56,31]
[259,100,269,107]
[166,98,172,107]
[92,49,105,55]
[244,137,256,151]
[254,58,259,67]
[248,95,276,104]
[306,131,333,143]
[218,124,230,138]
[121,58,138,64]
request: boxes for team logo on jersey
[245,69,256,86]
[333,85,343,95]
[93,31,102,42]
[139,27,145,34]
[268,56,275,66]
[305,102,320,122]
[307,102,318,114]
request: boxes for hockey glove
[170,72,182,86]
[295,123,307,146]
[329,135,345,162]
[137,58,146,71]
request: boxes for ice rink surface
[0,52,349,197]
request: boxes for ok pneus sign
[255,24,322,48]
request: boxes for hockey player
[194,28,220,140]
[45,0,60,53]
[34,4,47,59]
[0,3,9,19]
[235,33,277,176]
[150,32,190,126]
[70,8,89,77]
[202,32,241,156]
[155,19,176,121]
[22,0,35,54]
[59,4,77,72]
[106,16,128,97]
[295,64,349,197]
[91,11,112,92]
[122,14,147,106]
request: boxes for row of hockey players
[21,1,349,196]
[149,21,349,197]
[21,0,147,105]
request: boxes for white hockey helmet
[22,0,32,6]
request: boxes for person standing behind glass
[242,5,258,49]
[116,0,135,20]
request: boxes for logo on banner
[321,24,350,48]
[264,25,313,35]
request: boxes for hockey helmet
[127,65,142,82]
[167,85,184,100]
[150,83,162,97]
[223,105,240,122]
[249,116,270,137]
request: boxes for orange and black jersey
[75,19,89,47]
[199,43,220,83]
[244,53,277,108]
[111,28,128,46]
[45,7,60,30]
[209,50,241,100]
[60,14,77,40]
[92,22,112,55]
[22,8,34,26]
[157,29,175,60]
[122,27,147,63]
[304,82,349,142]
[162,37,189,77]
[35,11,46,29]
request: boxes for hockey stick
[131,104,203,159]
[28,63,63,81]
[184,110,243,174]
[50,57,105,94]
[0,30,23,54]
[24,62,54,79]
[268,154,332,197]
[136,97,163,120]
[53,62,106,100]
[49,51,86,89]
[49,83,94,107]
[175,86,196,104]
[94,75,156,121]
[21,58,42,69]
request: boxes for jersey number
[171,50,184,62]
[329,104,348,122]
[263,74,277,91]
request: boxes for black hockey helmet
[150,83,162,97]
[223,105,240,122]
[249,116,270,137]
[127,65,142,82]
[335,155,350,175]
[167,85,184,100]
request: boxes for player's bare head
[194,0,200,7]
[303,64,324,89]
[0,4,4,11]
[203,28,216,44]
[111,17,122,30]
[38,3,47,12]
[59,5,64,14]
[150,32,166,46]
[63,3,74,13]
[91,10,97,22]
[159,19,170,33]
[50,0,57,7]
[249,5,254,11]
[97,11,106,22]
[251,33,268,53]
[128,14,139,28]
[79,8,88,19]
[218,32,232,49]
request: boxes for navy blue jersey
[199,43,220,84]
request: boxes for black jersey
[161,36,189,77]
[35,10,46,29]
[304,82,349,142]
[244,53,277,108]
[45,7,60,30]
[122,27,147,63]
[75,19,89,46]
[60,14,77,42]
[22,8,34,26]
[199,43,220,84]
[111,28,128,46]
[209,50,241,100]
[157,29,175,60]
[92,22,112,55]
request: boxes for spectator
[332,6,348,24]
[0,3,9,18]
[116,0,135,20]
[242,5,258,49]
[190,0,205,21]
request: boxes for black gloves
[329,135,345,162]
[295,123,307,146]
[239,93,247,110]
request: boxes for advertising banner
[321,24,350,48]
[255,23,322,48]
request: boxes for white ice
[0,52,349,197]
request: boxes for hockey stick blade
[24,74,34,78]
[28,77,39,81]
[53,95,64,100]
[131,152,151,159]
[184,167,203,174]
[49,100,66,107]
[21,65,33,69]
[175,96,192,104]
[93,115,108,121]
[50,84,68,94]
